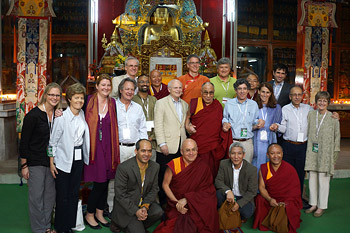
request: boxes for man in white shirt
[270,86,311,208]
[154,79,188,206]
[270,86,339,209]
[215,142,258,222]
[110,56,139,98]
[116,78,147,162]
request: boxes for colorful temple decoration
[298,0,337,105]
[7,0,55,132]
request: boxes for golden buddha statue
[198,30,217,73]
[143,7,180,44]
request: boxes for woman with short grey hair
[304,91,340,217]
[210,57,237,107]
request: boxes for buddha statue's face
[153,7,169,24]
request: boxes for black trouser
[54,159,83,232]
[87,181,109,214]
[282,140,307,197]
[156,143,181,206]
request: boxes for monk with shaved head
[154,139,219,233]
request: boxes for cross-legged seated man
[253,143,302,233]
[153,139,219,233]
[215,142,257,222]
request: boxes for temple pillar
[296,0,338,105]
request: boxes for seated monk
[185,82,232,177]
[153,139,219,233]
[148,69,169,100]
[178,54,210,104]
[253,143,302,233]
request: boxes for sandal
[45,229,56,233]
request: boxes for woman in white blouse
[49,83,90,233]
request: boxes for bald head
[150,69,162,88]
[181,139,198,165]
[289,86,302,95]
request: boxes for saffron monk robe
[185,82,232,177]
[178,54,210,104]
[253,143,302,233]
[148,69,169,100]
[153,139,219,233]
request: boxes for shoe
[95,217,110,227]
[302,198,312,209]
[110,221,121,233]
[84,217,102,230]
[313,208,324,217]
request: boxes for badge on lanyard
[222,97,228,105]
[75,148,82,160]
[312,142,319,153]
[297,132,304,142]
[123,128,131,140]
[241,128,248,137]
[260,129,268,141]
[99,128,102,141]
[146,121,154,132]
[47,146,53,157]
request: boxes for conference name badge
[241,128,248,138]
[312,143,319,153]
[75,148,82,161]
[146,121,154,132]
[123,128,131,140]
[260,129,268,141]
[297,132,304,142]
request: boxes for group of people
[19,55,340,233]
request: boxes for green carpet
[0,179,349,233]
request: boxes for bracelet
[21,163,27,168]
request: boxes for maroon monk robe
[154,157,219,233]
[189,98,232,177]
[253,161,302,233]
[148,83,169,100]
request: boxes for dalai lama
[185,82,232,177]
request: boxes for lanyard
[316,111,327,139]
[42,104,54,133]
[260,108,267,121]
[221,81,230,95]
[292,107,302,131]
[238,101,248,122]
[142,97,149,118]
[274,84,282,99]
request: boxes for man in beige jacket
[154,79,188,206]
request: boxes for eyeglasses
[290,93,302,97]
[138,80,150,84]
[127,65,139,68]
[202,91,214,96]
[188,62,200,65]
[47,94,61,98]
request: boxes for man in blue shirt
[222,79,264,162]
